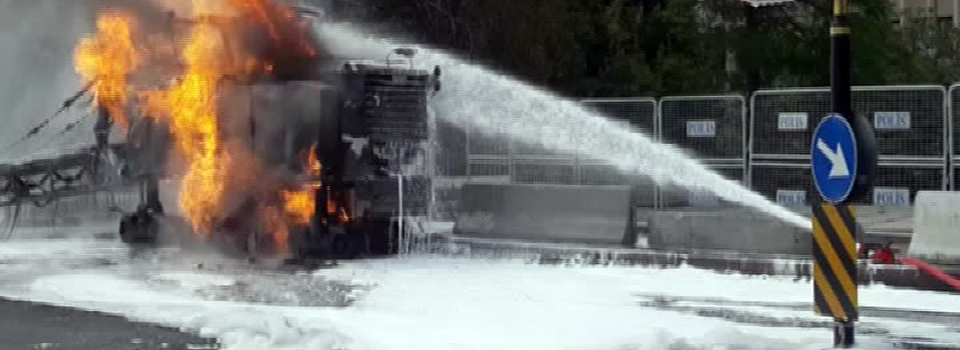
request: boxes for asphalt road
[0,297,219,350]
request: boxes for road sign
[812,202,858,321]
[812,114,858,203]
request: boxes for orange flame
[228,0,317,58]
[282,144,322,225]
[75,11,140,127]
[78,0,325,253]
[165,17,237,233]
[259,204,289,254]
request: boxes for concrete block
[647,209,811,255]
[908,191,960,263]
[454,183,633,245]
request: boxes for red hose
[899,257,960,292]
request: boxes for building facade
[895,0,960,26]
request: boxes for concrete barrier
[647,209,811,255]
[453,184,633,246]
[908,191,960,263]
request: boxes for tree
[360,0,917,97]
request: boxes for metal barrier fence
[658,95,747,209]
[577,98,658,198]
[659,165,746,208]
[461,98,658,186]
[950,84,960,190]
[658,95,746,164]
[751,85,948,162]
[431,85,957,221]
[750,85,949,208]
[750,162,946,207]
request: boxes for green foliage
[362,0,945,97]
[895,8,960,85]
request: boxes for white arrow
[817,138,850,179]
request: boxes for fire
[74,11,140,127]
[282,144,322,225]
[281,144,353,225]
[154,8,246,234]
[77,0,325,253]
[228,0,317,58]
[259,204,289,253]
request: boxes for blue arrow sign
[812,114,858,203]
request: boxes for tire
[119,213,159,245]
[333,234,361,260]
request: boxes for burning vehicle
[0,1,438,262]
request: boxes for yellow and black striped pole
[812,202,858,347]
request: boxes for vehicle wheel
[333,234,361,260]
[119,213,159,245]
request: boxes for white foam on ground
[1,241,957,350]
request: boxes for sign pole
[826,0,856,347]
[831,0,852,119]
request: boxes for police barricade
[749,85,948,228]
[950,84,960,190]
[658,95,746,162]
[749,162,946,208]
[578,98,658,207]
[450,98,655,245]
[657,95,747,208]
[751,85,947,162]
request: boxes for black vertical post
[831,0,852,119]
[831,0,855,347]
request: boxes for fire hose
[899,257,960,292]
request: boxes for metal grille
[660,166,745,208]
[468,160,510,177]
[659,96,746,161]
[750,164,944,206]
[358,68,431,141]
[751,86,947,160]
